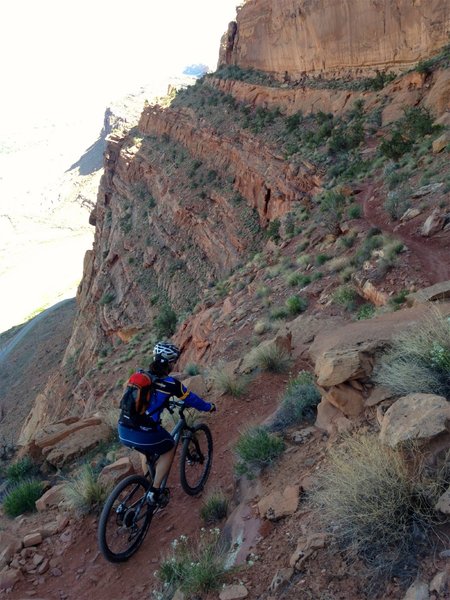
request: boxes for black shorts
[118,423,175,456]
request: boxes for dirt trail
[6,371,288,600]
[361,184,450,286]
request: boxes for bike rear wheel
[180,423,213,495]
[98,474,153,562]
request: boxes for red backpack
[119,371,156,428]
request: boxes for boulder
[269,568,294,592]
[0,567,21,591]
[421,208,445,237]
[432,132,450,154]
[406,280,450,307]
[319,382,365,416]
[380,393,450,448]
[257,485,299,521]
[429,569,449,595]
[35,483,66,512]
[182,374,208,398]
[315,398,352,435]
[435,486,450,515]
[0,532,22,569]
[42,421,112,468]
[402,580,429,600]
[289,533,326,570]
[219,584,248,600]
[98,457,135,489]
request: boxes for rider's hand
[209,403,217,412]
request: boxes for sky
[0,0,239,132]
[0,0,240,332]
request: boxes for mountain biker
[118,341,216,504]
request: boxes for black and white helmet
[153,342,181,363]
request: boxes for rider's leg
[153,446,176,488]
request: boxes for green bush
[185,363,201,376]
[384,187,411,221]
[6,457,36,482]
[200,489,229,524]
[356,303,376,320]
[374,308,450,397]
[332,285,358,311]
[269,371,321,431]
[158,529,226,596]
[235,426,285,476]
[348,204,362,219]
[311,433,448,593]
[285,295,308,315]
[63,465,108,514]
[3,479,43,517]
[154,304,177,337]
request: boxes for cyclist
[118,341,216,504]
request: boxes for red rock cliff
[220,0,450,78]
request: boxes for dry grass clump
[374,308,450,398]
[200,489,229,524]
[209,363,251,398]
[251,344,292,373]
[63,465,109,514]
[310,432,448,593]
[269,371,321,431]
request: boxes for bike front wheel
[180,423,213,495]
[98,474,153,562]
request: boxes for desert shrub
[373,308,450,398]
[332,285,358,311]
[384,187,411,221]
[210,364,251,398]
[200,489,229,524]
[3,479,44,517]
[269,371,321,431]
[319,189,347,232]
[252,344,292,373]
[100,292,116,305]
[63,465,109,514]
[253,320,269,335]
[356,303,376,320]
[154,304,177,337]
[185,363,201,376]
[348,204,362,219]
[266,218,281,242]
[311,433,448,594]
[5,457,37,482]
[235,426,285,476]
[285,294,308,315]
[158,529,227,596]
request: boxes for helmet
[153,342,181,363]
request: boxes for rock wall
[221,0,450,78]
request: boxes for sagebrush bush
[200,489,229,524]
[235,426,285,476]
[374,308,450,398]
[3,479,43,517]
[185,363,201,376]
[63,465,108,514]
[269,371,322,431]
[158,529,226,596]
[332,285,358,311]
[311,433,448,593]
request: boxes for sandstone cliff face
[221,0,450,78]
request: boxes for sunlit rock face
[220,0,450,78]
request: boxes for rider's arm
[169,378,215,412]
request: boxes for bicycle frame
[146,404,193,490]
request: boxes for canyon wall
[221,0,450,78]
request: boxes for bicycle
[97,399,213,563]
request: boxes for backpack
[119,370,157,428]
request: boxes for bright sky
[0,0,239,130]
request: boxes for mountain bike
[97,399,213,563]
